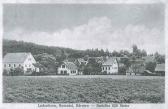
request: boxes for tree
[83,58,102,75]
[34,53,58,74]
[3,69,8,76]
[154,52,165,64]
[145,62,156,73]
[141,49,147,57]
[118,66,127,75]
[120,58,131,68]
[132,44,138,54]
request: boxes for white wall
[102,59,118,74]
[58,64,78,75]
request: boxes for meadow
[3,75,165,103]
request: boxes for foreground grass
[3,76,165,103]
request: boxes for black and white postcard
[0,0,167,109]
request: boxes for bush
[31,70,47,76]
[118,66,127,75]
[145,62,156,73]
[3,69,9,76]
[9,67,24,76]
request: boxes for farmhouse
[89,56,105,64]
[3,52,38,75]
[58,61,78,75]
[142,56,155,63]
[155,64,165,76]
[75,58,88,65]
[101,57,118,74]
[126,59,145,75]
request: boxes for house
[88,56,105,64]
[126,59,145,75]
[101,57,118,74]
[75,58,88,66]
[3,52,38,75]
[142,56,156,64]
[155,64,165,76]
[57,61,78,75]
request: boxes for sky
[3,4,165,54]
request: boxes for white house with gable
[3,52,38,75]
[102,57,119,74]
[58,61,78,75]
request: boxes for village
[3,46,165,76]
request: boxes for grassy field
[3,75,165,103]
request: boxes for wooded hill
[3,39,121,59]
[3,39,79,57]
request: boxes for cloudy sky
[3,4,165,54]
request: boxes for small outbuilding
[155,64,165,76]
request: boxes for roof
[63,61,78,70]
[77,58,88,63]
[142,56,155,63]
[118,63,125,67]
[102,58,117,66]
[127,65,145,73]
[3,52,31,63]
[155,64,165,72]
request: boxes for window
[61,71,63,74]
[64,71,67,74]
[14,64,16,67]
[106,67,107,70]
[71,71,73,73]
[19,64,21,67]
[4,64,6,68]
[9,64,11,67]
[74,71,76,73]
[109,67,110,70]
[62,65,65,68]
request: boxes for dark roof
[77,58,88,63]
[64,61,78,70]
[127,65,145,73]
[142,56,155,63]
[102,58,117,66]
[118,63,125,67]
[3,52,31,63]
[155,64,165,72]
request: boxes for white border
[0,0,167,109]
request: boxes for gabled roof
[142,56,155,63]
[3,52,31,63]
[63,61,78,70]
[77,58,88,63]
[155,64,165,72]
[102,58,117,66]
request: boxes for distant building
[3,52,38,75]
[57,61,78,75]
[75,58,88,65]
[101,58,118,74]
[142,56,156,63]
[126,59,145,75]
[155,64,165,76]
[89,56,105,64]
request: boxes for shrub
[9,67,24,76]
[145,62,156,73]
[3,69,9,76]
[118,66,127,75]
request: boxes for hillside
[3,39,113,58]
[3,39,79,57]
